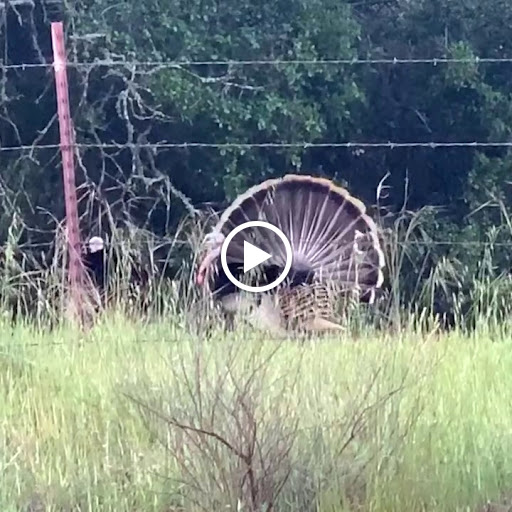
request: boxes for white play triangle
[243,240,272,273]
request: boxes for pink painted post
[51,21,85,324]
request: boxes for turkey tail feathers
[210,174,384,297]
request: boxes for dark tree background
[1,0,512,317]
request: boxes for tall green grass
[2,316,512,511]
[3,190,512,510]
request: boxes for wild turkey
[195,174,385,334]
[82,235,158,313]
[83,236,106,291]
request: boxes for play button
[220,220,293,293]
[243,241,272,273]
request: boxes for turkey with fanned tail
[196,174,385,334]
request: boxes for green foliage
[69,0,363,202]
[1,0,512,316]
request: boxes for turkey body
[196,174,385,334]
[83,237,107,294]
[82,236,154,311]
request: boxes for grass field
[2,314,512,512]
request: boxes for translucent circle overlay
[220,220,293,293]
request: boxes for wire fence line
[13,239,512,248]
[2,56,512,71]
[382,241,512,247]
[0,335,365,348]
[1,55,510,152]
[4,337,211,348]
[3,338,176,348]
[10,240,512,249]
[1,141,512,152]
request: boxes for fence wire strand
[1,141,512,152]
[3,56,512,71]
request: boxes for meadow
[2,310,512,512]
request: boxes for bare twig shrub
[123,335,429,512]
[126,338,302,511]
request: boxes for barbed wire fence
[1,5,512,332]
